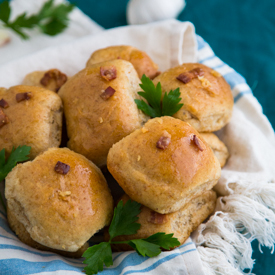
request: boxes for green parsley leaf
[0,0,74,40]
[0,146,31,182]
[109,200,141,240]
[128,239,161,257]
[82,200,181,274]
[144,232,181,250]
[135,75,183,118]
[0,1,11,24]
[162,88,184,117]
[83,242,113,275]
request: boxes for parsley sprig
[0,146,31,212]
[82,200,180,275]
[134,75,183,117]
[0,0,74,40]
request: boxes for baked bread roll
[200,133,229,168]
[0,85,62,159]
[153,63,233,132]
[111,191,216,251]
[22,69,68,92]
[59,59,148,167]
[86,45,159,79]
[107,116,221,214]
[5,148,113,256]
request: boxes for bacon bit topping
[40,69,67,92]
[100,66,117,81]
[148,211,168,224]
[54,161,70,175]
[156,132,171,150]
[192,135,203,151]
[0,99,9,108]
[0,109,8,128]
[100,86,116,100]
[16,92,32,102]
[176,67,204,84]
[211,70,221,77]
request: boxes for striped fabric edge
[196,35,252,103]
[0,193,196,275]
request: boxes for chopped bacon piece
[177,67,204,84]
[156,136,171,150]
[0,109,8,128]
[54,161,70,175]
[40,69,67,92]
[100,66,117,81]
[16,92,32,102]
[0,99,9,108]
[192,135,203,151]
[100,86,116,100]
[148,211,168,224]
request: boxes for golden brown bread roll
[86,45,159,79]
[59,59,148,167]
[107,116,221,214]
[5,148,113,254]
[22,69,68,92]
[7,207,89,258]
[111,191,216,251]
[153,63,233,132]
[0,85,62,159]
[200,132,229,168]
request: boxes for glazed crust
[111,191,217,251]
[7,207,89,258]
[86,45,159,79]
[5,148,114,252]
[0,85,62,159]
[153,63,233,132]
[107,116,221,214]
[58,59,148,167]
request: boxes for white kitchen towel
[0,16,275,275]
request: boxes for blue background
[68,1,275,274]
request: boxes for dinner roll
[22,69,68,92]
[86,45,159,79]
[200,133,229,168]
[0,85,62,159]
[111,191,216,251]
[107,116,221,214]
[5,148,113,255]
[59,59,148,167]
[7,207,89,258]
[153,63,233,132]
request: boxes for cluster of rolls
[0,45,233,257]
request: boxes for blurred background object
[126,0,186,25]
